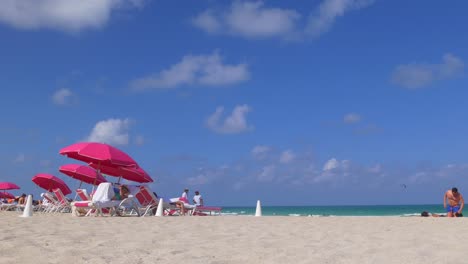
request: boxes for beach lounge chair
[133,185,159,216]
[168,197,197,216]
[192,206,223,216]
[52,188,72,213]
[41,192,61,213]
[0,201,17,211]
[76,189,91,201]
[71,183,139,217]
[89,182,121,216]
[130,186,193,216]
[71,183,116,216]
[132,185,176,216]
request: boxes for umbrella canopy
[0,192,15,199]
[32,173,72,195]
[0,182,20,190]
[59,164,107,186]
[59,142,138,168]
[89,163,154,183]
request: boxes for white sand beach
[1,212,467,264]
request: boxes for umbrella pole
[92,167,101,195]
[91,178,97,194]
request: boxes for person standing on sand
[193,191,204,206]
[444,187,464,217]
[180,188,189,203]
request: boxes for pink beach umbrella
[89,163,154,183]
[32,173,72,195]
[0,182,20,199]
[59,142,138,168]
[0,182,20,190]
[59,164,107,186]
[0,192,15,199]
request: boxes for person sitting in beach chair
[112,185,130,201]
[0,198,17,211]
[169,195,196,215]
[71,182,122,216]
[18,193,27,205]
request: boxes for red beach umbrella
[0,192,15,199]
[32,173,72,195]
[59,142,138,168]
[0,182,20,190]
[89,163,154,183]
[59,164,107,186]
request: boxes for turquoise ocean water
[220,204,446,217]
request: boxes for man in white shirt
[193,191,203,206]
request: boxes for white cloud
[192,10,221,34]
[408,171,429,184]
[206,105,253,134]
[134,135,145,146]
[186,174,210,185]
[251,145,271,159]
[343,113,361,124]
[86,118,132,145]
[0,0,144,33]
[367,164,381,174]
[194,1,374,40]
[313,158,351,183]
[130,51,249,91]
[257,165,276,182]
[192,1,300,39]
[279,150,295,164]
[306,0,374,37]
[14,153,25,163]
[392,53,464,89]
[52,88,74,105]
[323,158,339,171]
[186,166,228,186]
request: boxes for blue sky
[1,0,468,206]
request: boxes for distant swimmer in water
[444,187,464,217]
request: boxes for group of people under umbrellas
[0,182,27,209]
[29,142,205,215]
[2,142,205,215]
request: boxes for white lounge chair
[53,188,72,213]
[0,201,17,211]
[71,182,138,217]
[133,185,167,216]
